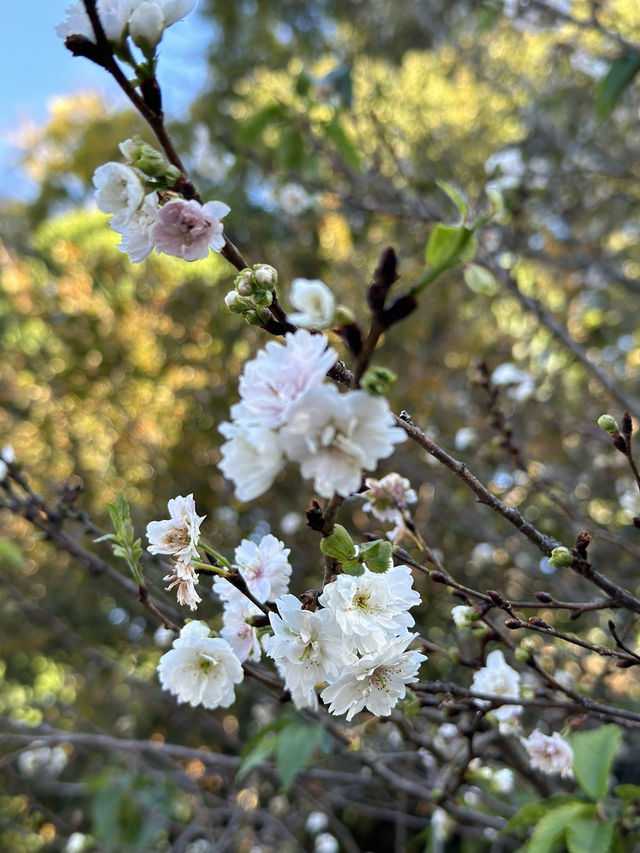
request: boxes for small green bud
[360,366,397,396]
[597,414,619,436]
[252,289,274,309]
[244,308,271,326]
[224,290,253,314]
[448,647,462,664]
[164,164,181,186]
[334,304,356,326]
[515,646,532,663]
[253,264,278,290]
[549,546,572,569]
[320,524,356,562]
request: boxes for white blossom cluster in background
[468,648,574,777]
[92,141,230,263]
[148,493,426,719]
[218,330,405,501]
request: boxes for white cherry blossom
[470,649,522,724]
[263,595,353,710]
[146,493,205,562]
[280,384,405,498]
[213,581,263,662]
[157,621,243,708]
[56,0,134,43]
[320,632,426,720]
[233,534,291,602]
[521,729,574,777]
[318,564,420,653]
[218,419,284,502]
[93,162,145,230]
[238,331,337,429]
[288,278,336,329]
[111,191,158,262]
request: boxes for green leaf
[596,53,640,120]
[276,722,326,788]
[237,731,278,781]
[425,223,474,269]
[320,524,356,562]
[436,180,469,220]
[359,540,392,573]
[325,116,361,172]
[527,803,591,853]
[341,559,364,575]
[502,802,547,834]
[566,817,614,853]
[236,104,286,146]
[613,783,640,802]
[570,725,621,800]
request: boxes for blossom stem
[192,559,229,577]
[198,542,233,572]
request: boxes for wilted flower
[163,560,202,610]
[521,729,574,777]
[157,621,243,708]
[152,198,230,261]
[288,278,336,329]
[146,494,205,562]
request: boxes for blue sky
[1,2,212,197]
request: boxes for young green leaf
[526,802,591,853]
[320,524,356,562]
[359,539,392,573]
[570,725,621,801]
[566,817,614,853]
[596,53,640,120]
[276,721,327,788]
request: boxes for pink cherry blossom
[151,198,230,261]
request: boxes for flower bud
[515,646,532,663]
[548,546,572,569]
[597,414,619,436]
[224,290,253,314]
[129,1,164,51]
[244,307,271,326]
[253,264,278,289]
[334,305,356,326]
[360,366,397,396]
[235,269,255,296]
[252,289,274,309]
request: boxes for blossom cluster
[218,330,406,501]
[92,141,230,263]
[150,492,425,719]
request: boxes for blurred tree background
[3,1,640,850]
